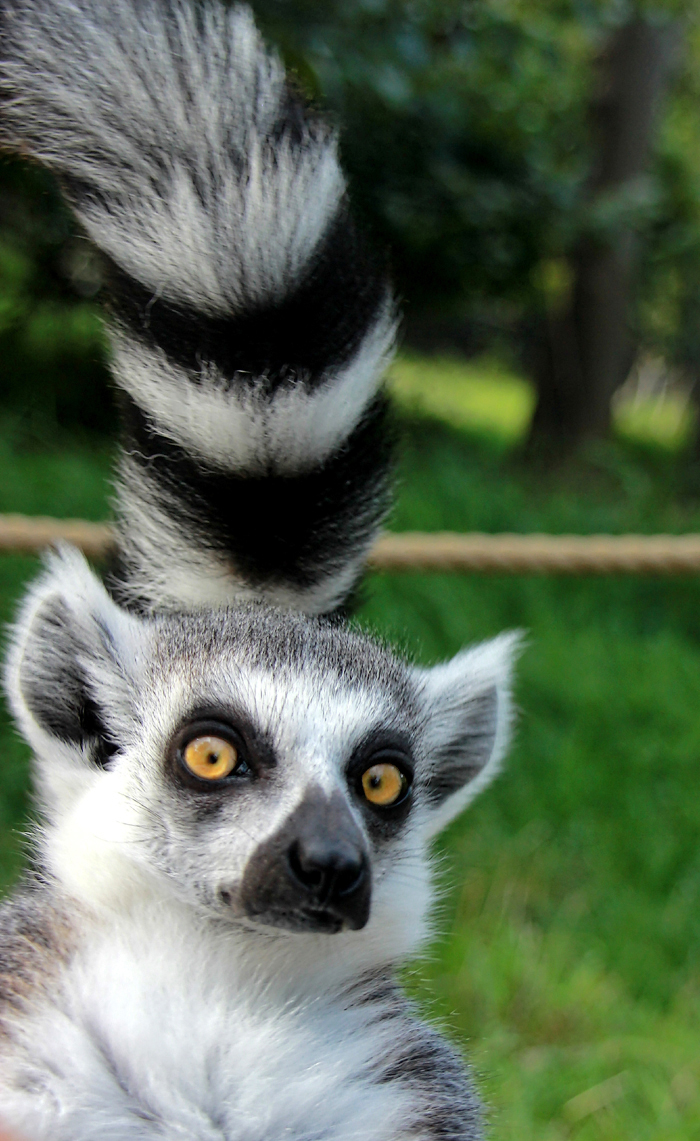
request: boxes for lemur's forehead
[145,605,419,752]
[212,668,401,757]
[152,607,412,697]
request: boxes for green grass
[388,355,535,448]
[2,365,700,1137]
[389,353,697,452]
[616,395,696,453]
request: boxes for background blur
[2,0,700,1137]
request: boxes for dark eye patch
[346,728,414,839]
[167,706,276,793]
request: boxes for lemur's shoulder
[0,880,76,1034]
[349,971,486,1139]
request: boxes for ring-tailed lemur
[0,2,518,1138]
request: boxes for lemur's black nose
[288,839,367,905]
[240,786,372,933]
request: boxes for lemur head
[6,549,517,956]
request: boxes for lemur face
[7,550,516,938]
[133,620,422,934]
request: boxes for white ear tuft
[414,631,522,837]
[4,546,147,806]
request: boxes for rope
[369,532,700,574]
[0,515,112,557]
[3,514,700,574]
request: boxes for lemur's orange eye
[361,762,407,807]
[183,735,238,781]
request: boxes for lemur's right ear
[5,548,146,811]
[413,632,521,838]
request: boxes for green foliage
[253,0,595,315]
[0,158,112,436]
[250,0,700,354]
[638,18,700,381]
[390,353,536,445]
[390,351,698,448]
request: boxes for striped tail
[0,0,396,613]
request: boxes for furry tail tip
[0,0,398,614]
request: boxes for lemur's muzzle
[239,786,371,933]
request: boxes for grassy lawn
[2,359,700,1137]
[389,354,697,453]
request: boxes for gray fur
[0,883,76,1038]
[0,550,516,1138]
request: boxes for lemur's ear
[5,547,146,812]
[414,632,520,837]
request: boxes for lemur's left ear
[5,546,147,816]
[414,632,520,837]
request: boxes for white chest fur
[2,904,423,1141]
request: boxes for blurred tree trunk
[528,15,680,450]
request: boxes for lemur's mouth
[238,904,359,936]
[300,907,345,934]
[242,896,369,935]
